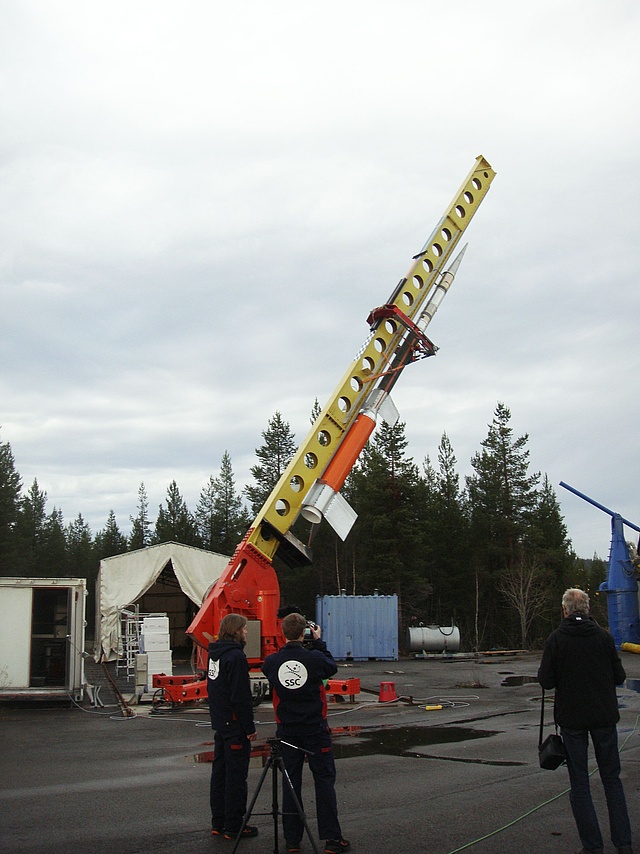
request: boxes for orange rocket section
[321,413,376,493]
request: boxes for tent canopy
[95,542,229,661]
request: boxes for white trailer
[0,577,87,701]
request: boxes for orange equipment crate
[325,678,360,703]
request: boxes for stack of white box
[140,615,172,676]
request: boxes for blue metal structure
[315,593,398,660]
[560,481,640,648]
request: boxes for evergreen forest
[0,402,609,651]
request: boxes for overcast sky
[2,0,639,560]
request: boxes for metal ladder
[117,607,142,679]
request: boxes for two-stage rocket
[300,244,468,539]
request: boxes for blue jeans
[210,729,251,833]
[277,724,342,845]
[561,725,632,852]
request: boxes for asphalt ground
[2,650,640,854]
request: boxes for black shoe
[286,845,302,853]
[325,840,351,853]
[224,825,259,840]
[211,827,223,836]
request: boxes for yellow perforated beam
[249,155,495,560]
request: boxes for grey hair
[562,588,590,616]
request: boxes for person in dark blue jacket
[207,613,258,841]
[262,611,350,854]
[538,588,633,854]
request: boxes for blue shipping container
[315,593,398,660]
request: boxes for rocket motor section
[300,411,376,539]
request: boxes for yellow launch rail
[251,154,495,554]
[187,155,495,662]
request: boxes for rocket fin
[378,393,399,426]
[323,490,358,541]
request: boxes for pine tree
[14,478,48,575]
[129,483,152,550]
[244,412,297,515]
[42,508,68,577]
[346,421,427,635]
[0,434,22,572]
[196,476,218,550]
[415,454,439,597]
[196,452,250,554]
[467,402,540,571]
[66,513,95,577]
[466,403,541,647]
[67,513,99,636]
[525,475,576,642]
[95,510,128,558]
[530,475,572,558]
[154,480,200,546]
[310,398,322,424]
[419,433,471,627]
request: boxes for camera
[276,606,318,647]
[303,621,318,645]
[303,620,317,639]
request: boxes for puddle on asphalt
[193,725,504,764]
[330,725,498,759]
[500,675,539,686]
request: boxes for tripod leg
[230,757,272,854]
[271,754,280,853]
[279,759,321,854]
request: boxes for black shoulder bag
[538,688,566,770]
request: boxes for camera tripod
[230,737,320,854]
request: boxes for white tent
[94,542,230,661]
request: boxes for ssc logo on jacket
[208,659,220,680]
[278,660,308,689]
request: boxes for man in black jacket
[207,613,258,841]
[262,612,350,854]
[538,588,633,854]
